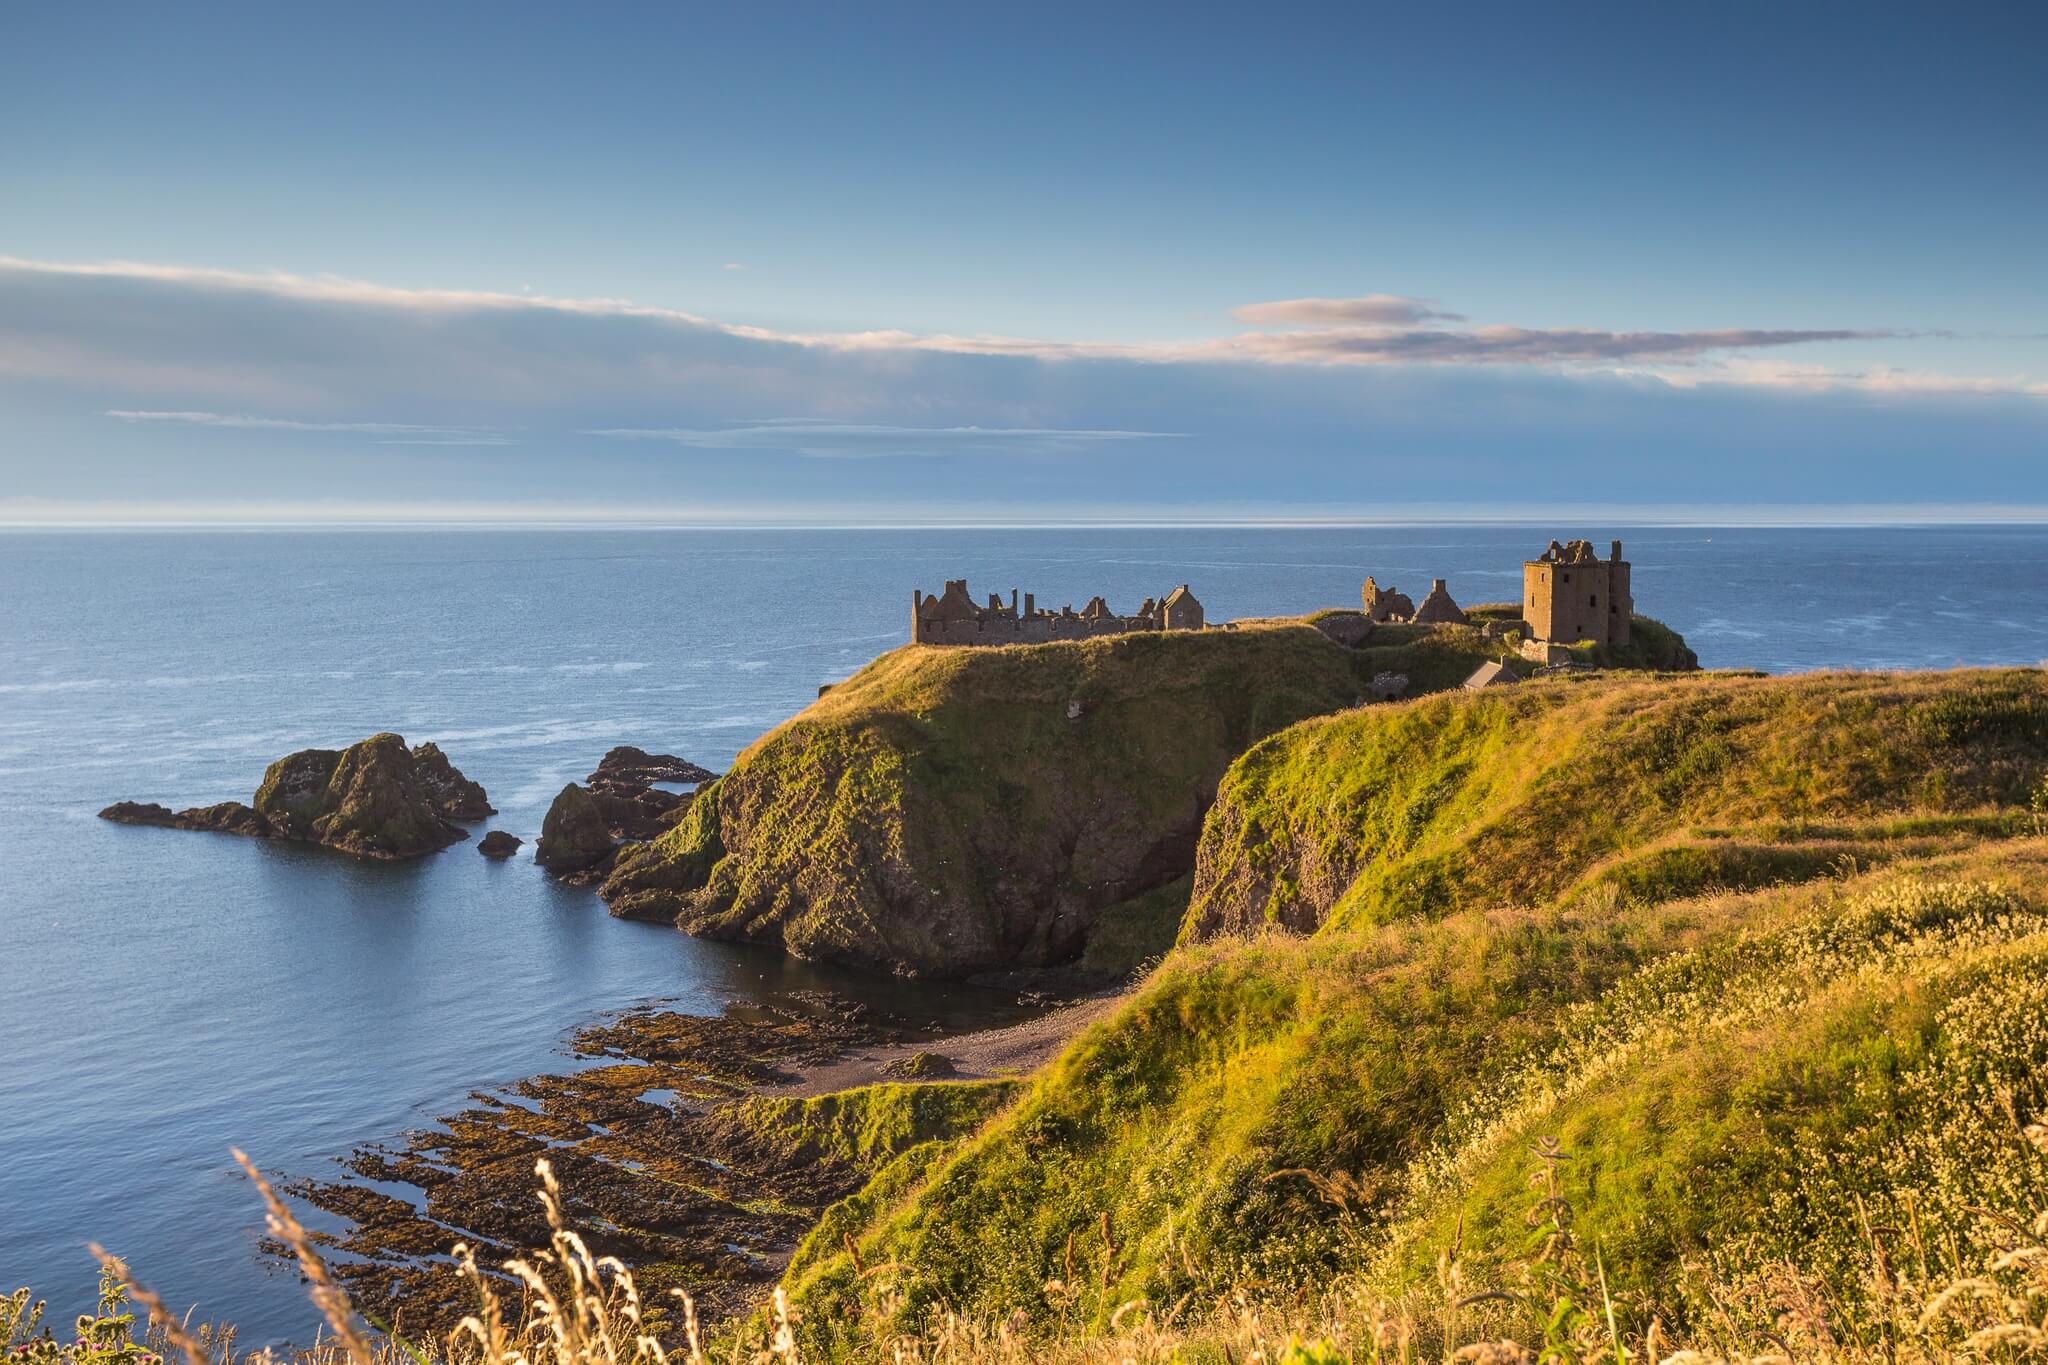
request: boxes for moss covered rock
[102,732,485,859]
[411,740,494,820]
[253,732,474,858]
[536,782,617,874]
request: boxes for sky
[2,1,2044,524]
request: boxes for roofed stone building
[913,579,1205,646]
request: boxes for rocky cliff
[599,625,1397,977]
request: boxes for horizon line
[7,498,2048,531]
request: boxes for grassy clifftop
[602,624,1504,978]
[771,668,2048,1355]
[1187,667,2046,939]
[783,850,2048,1353]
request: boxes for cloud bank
[0,255,2042,517]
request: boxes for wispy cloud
[105,409,515,445]
[721,262,751,272]
[586,420,1183,458]
[1233,294,1464,327]
[0,256,1908,375]
[1225,324,1885,366]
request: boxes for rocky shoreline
[290,986,1100,1334]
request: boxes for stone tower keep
[1523,538,1632,646]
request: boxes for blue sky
[2,1,2044,522]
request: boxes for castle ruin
[913,579,1205,646]
[1523,538,1631,647]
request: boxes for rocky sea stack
[99,732,488,860]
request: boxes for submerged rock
[100,732,487,860]
[478,830,523,858]
[536,783,617,876]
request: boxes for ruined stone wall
[914,580,1204,647]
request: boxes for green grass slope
[784,849,2048,1354]
[774,668,2048,1354]
[601,624,1506,978]
[1185,667,2046,939]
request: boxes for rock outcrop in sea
[536,746,718,880]
[536,783,618,876]
[99,733,488,860]
[478,830,523,858]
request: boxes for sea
[4,524,2047,1343]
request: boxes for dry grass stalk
[230,1148,375,1365]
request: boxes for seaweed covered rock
[412,741,495,819]
[254,733,472,858]
[97,799,271,837]
[478,830,523,858]
[536,783,617,876]
[100,732,486,860]
[588,746,716,795]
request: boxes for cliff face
[101,732,486,860]
[601,627,1383,977]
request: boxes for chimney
[1610,539,1623,563]
[1025,593,1035,617]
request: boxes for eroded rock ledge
[99,732,490,860]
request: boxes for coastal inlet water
[4,524,2048,1342]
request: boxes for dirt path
[767,991,1128,1097]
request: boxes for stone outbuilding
[1411,578,1467,625]
[1161,584,1205,631]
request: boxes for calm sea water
[4,525,2047,1341]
